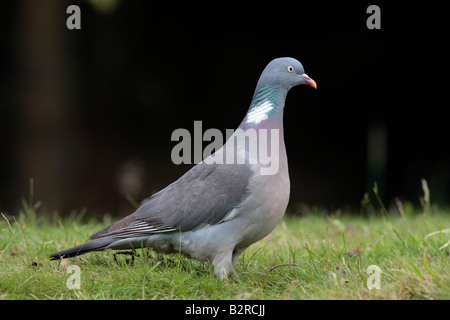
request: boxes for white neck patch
[246,101,274,125]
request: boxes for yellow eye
[287,66,294,72]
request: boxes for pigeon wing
[90,162,253,240]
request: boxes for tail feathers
[50,238,117,260]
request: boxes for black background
[0,1,448,216]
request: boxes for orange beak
[301,73,317,89]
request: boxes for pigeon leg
[212,250,234,280]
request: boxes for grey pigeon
[50,57,317,279]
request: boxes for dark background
[0,1,447,217]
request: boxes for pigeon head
[257,57,317,91]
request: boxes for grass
[1,206,449,300]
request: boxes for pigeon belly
[233,159,290,249]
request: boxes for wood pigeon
[50,57,317,279]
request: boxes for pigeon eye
[287,66,294,72]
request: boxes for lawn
[0,206,449,300]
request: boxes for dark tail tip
[49,238,116,260]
